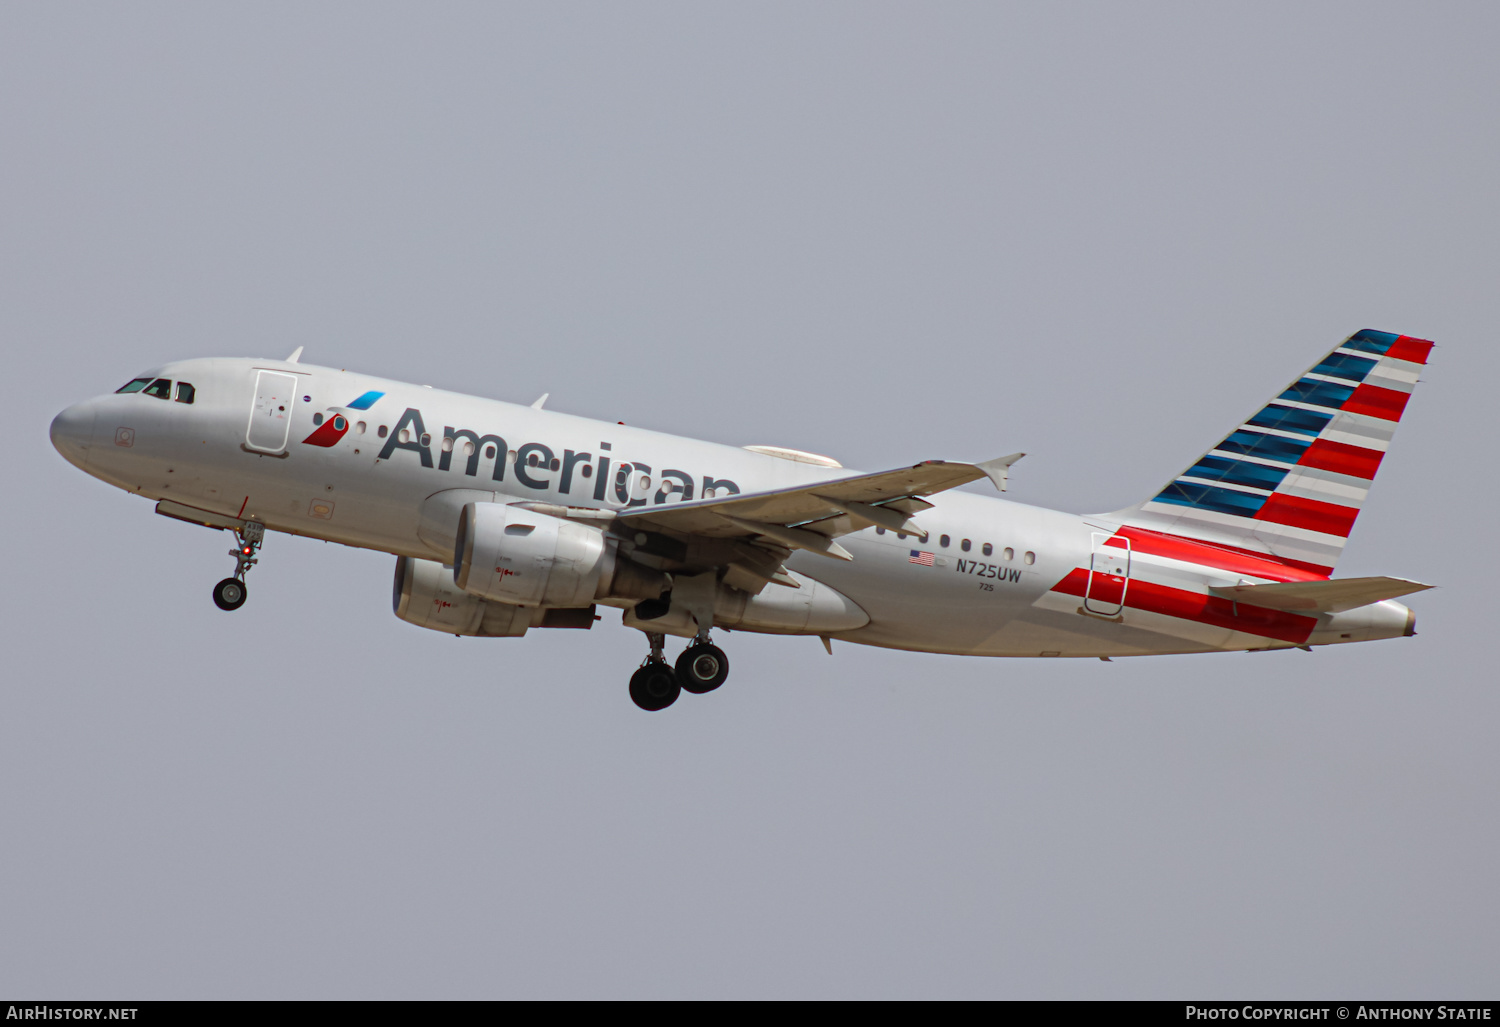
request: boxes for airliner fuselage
[51,331,1431,709]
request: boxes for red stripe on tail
[1049,568,1317,644]
[1254,493,1358,537]
[1114,526,1330,580]
[1386,336,1434,365]
[1297,439,1384,480]
[1342,383,1411,421]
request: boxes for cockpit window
[143,378,172,400]
[116,377,153,394]
[175,382,195,404]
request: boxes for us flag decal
[909,550,935,566]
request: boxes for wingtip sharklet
[973,452,1026,492]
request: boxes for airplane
[49,329,1433,711]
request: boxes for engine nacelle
[454,502,669,608]
[394,556,607,636]
[393,555,532,636]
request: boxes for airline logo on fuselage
[321,403,740,506]
[301,392,386,448]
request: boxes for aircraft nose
[50,400,97,469]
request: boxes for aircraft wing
[1207,576,1433,614]
[616,454,1023,558]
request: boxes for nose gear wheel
[213,578,247,611]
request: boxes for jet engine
[454,502,668,607]
[394,556,606,636]
[393,555,534,636]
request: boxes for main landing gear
[677,641,729,694]
[213,521,264,612]
[628,632,731,712]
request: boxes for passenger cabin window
[116,377,153,394]
[961,539,972,552]
[1004,547,1014,561]
[143,378,172,400]
[1024,551,1036,565]
[876,527,886,535]
[982,543,993,556]
[939,535,950,548]
[174,382,195,404]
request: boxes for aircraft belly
[790,530,1047,655]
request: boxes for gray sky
[2,1,1496,999]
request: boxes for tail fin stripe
[1297,438,1384,480]
[1253,493,1359,537]
[1366,361,1421,387]
[1246,405,1333,436]
[1155,482,1269,518]
[1312,352,1380,382]
[1323,408,1398,447]
[1342,330,1401,355]
[1114,525,1330,580]
[1279,379,1357,409]
[1186,455,1293,490]
[1216,430,1312,462]
[1342,383,1412,422]
[1275,473,1369,505]
[1386,336,1435,364]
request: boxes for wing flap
[1208,576,1433,613]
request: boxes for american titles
[371,406,740,506]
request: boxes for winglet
[974,453,1025,492]
[531,393,549,410]
[285,346,304,364]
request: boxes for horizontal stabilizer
[1207,576,1433,614]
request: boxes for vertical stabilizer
[1106,329,1433,574]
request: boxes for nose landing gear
[213,521,264,612]
[627,630,732,711]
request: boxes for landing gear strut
[213,521,264,612]
[629,633,681,712]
